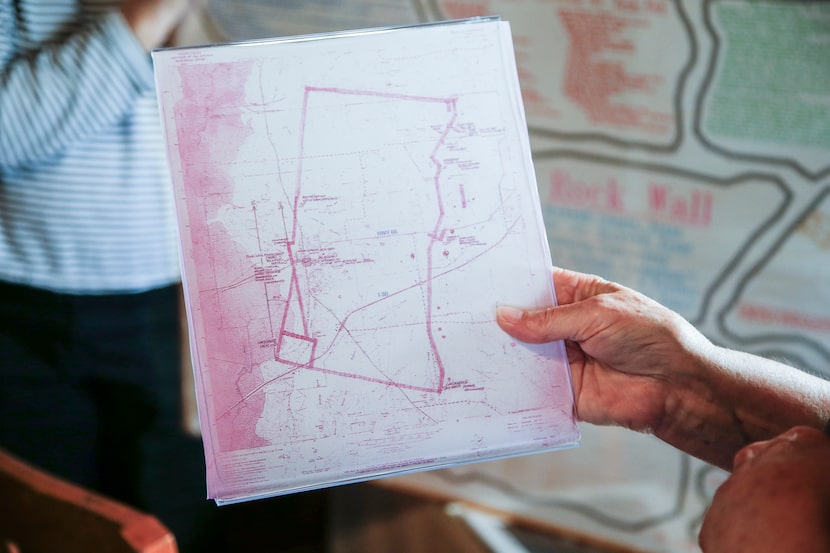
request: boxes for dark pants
[0,281,224,552]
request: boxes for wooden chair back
[0,448,177,553]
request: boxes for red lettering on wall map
[549,169,625,213]
[648,184,712,227]
[559,8,672,134]
[739,303,830,334]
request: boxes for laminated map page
[152,17,579,504]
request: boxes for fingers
[551,266,623,305]
[732,426,830,471]
[498,267,621,344]
[496,304,571,344]
[550,267,581,306]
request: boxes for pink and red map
[153,19,579,504]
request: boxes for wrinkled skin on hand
[496,267,712,435]
[699,426,830,553]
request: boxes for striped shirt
[0,0,180,294]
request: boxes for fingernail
[496,305,524,323]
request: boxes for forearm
[0,11,153,167]
[657,344,830,470]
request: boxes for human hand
[121,0,201,50]
[496,267,830,470]
[496,267,714,435]
[699,425,830,552]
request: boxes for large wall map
[177,0,830,549]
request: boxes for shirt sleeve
[0,6,156,168]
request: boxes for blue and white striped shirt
[0,0,180,293]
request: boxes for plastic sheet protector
[152,17,579,504]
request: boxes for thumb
[496,304,575,344]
